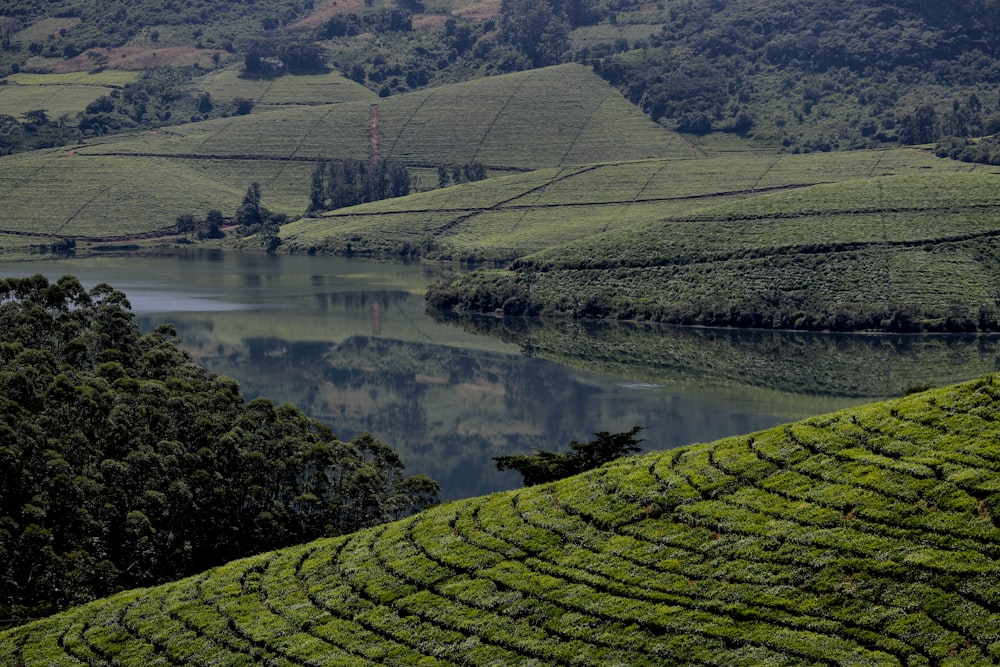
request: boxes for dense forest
[595,0,1000,151]
[4,0,1000,156]
[0,275,438,623]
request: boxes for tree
[236,182,263,229]
[500,0,570,67]
[0,17,21,51]
[494,426,644,486]
[175,213,196,238]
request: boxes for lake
[4,251,999,499]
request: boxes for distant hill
[0,64,688,249]
[4,372,1000,664]
[77,64,689,168]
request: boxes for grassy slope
[428,164,1000,328]
[281,147,993,262]
[0,70,140,120]
[0,64,685,243]
[3,374,1000,665]
[78,63,687,168]
[192,68,377,109]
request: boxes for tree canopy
[0,275,438,623]
[494,426,643,486]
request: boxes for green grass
[0,150,314,238]
[0,70,140,119]
[281,148,994,262]
[76,63,690,168]
[4,373,1000,664]
[426,166,1000,330]
[192,68,377,108]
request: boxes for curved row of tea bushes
[3,375,1000,664]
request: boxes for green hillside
[281,147,997,263]
[192,68,377,110]
[4,373,1000,664]
[0,64,688,248]
[77,64,689,168]
[0,70,140,120]
[428,168,1000,332]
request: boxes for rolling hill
[2,373,999,664]
[279,147,992,262]
[0,64,689,248]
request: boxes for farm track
[5,359,1000,666]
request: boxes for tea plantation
[3,374,1000,665]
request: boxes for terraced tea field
[192,69,377,109]
[282,148,993,262]
[3,374,999,665]
[0,150,313,240]
[0,70,140,120]
[429,167,1000,330]
[0,63,689,244]
[78,64,688,168]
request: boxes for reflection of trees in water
[311,290,410,310]
[432,312,1000,397]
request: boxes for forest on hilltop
[3,0,1000,156]
[596,0,1000,152]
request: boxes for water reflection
[4,254,999,499]
[436,313,1000,398]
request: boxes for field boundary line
[557,93,610,167]
[384,88,437,161]
[469,76,529,165]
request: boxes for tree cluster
[437,162,487,187]
[0,275,439,623]
[308,159,411,214]
[494,426,643,486]
[242,38,328,77]
[320,9,414,39]
[593,0,1000,150]
[0,68,256,156]
[175,209,226,240]
[935,134,1000,165]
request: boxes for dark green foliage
[307,158,411,214]
[243,38,329,77]
[0,275,438,623]
[595,0,1000,149]
[494,426,643,485]
[936,135,1000,165]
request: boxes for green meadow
[281,148,995,262]
[4,373,1000,665]
[192,68,377,109]
[0,64,689,249]
[0,70,140,120]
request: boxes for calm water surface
[5,252,998,498]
